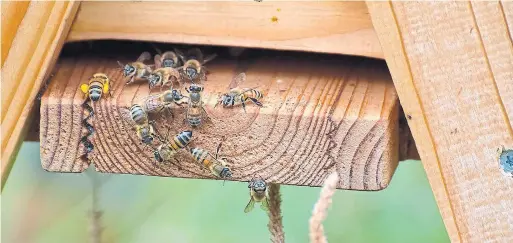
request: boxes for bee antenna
[117,61,124,68]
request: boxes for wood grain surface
[1,1,80,190]
[67,1,383,59]
[40,55,399,190]
[367,1,513,241]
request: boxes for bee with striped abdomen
[189,142,232,179]
[184,84,209,128]
[216,72,263,112]
[118,52,152,85]
[244,177,270,213]
[80,73,113,102]
[153,130,193,164]
[128,104,157,145]
[139,88,188,117]
[176,48,217,83]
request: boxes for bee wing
[203,53,217,65]
[154,54,163,69]
[260,196,270,212]
[187,48,204,62]
[174,48,187,63]
[80,84,89,95]
[137,51,152,63]
[229,72,247,90]
[151,43,163,55]
[244,198,256,213]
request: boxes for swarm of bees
[79,46,271,213]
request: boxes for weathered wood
[67,1,383,59]
[0,1,80,190]
[367,1,513,241]
[40,55,399,190]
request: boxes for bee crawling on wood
[189,142,232,179]
[80,73,113,102]
[153,130,193,164]
[118,52,153,85]
[244,177,270,213]
[184,83,210,128]
[127,104,158,145]
[215,72,263,113]
[176,48,217,83]
[148,48,183,90]
[139,88,188,118]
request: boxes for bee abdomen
[190,147,209,165]
[130,104,147,124]
[173,130,193,149]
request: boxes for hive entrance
[40,41,399,191]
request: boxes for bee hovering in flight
[176,48,217,83]
[184,83,210,128]
[118,52,153,85]
[80,73,113,102]
[189,142,232,179]
[153,130,193,164]
[139,88,188,118]
[127,104,158,145]
[215,72,263,113]
[147,49,183,90]
[244,177,270,213]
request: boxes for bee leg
[248,97,263,107]
[241,99,247,113]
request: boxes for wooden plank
[367,1,513,242]
[40,55,399,190]
[0,1,80,190]
[67,1,383,59]
[1,1,30,67]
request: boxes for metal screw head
[499,147,513,178]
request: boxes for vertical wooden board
[0,1,80,190]
[367,1,513,242]
[1,1,30,66]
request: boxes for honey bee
[147,56,182,90]
[184,84,209,127]
[154,47,181,68]
[128,104,157,144]
[118,52,152,84]
[216,72,263,112]
[189,142,232,179]
[153,130,193,164]
[244,177,270,213]
[139,88,187,117]
[176,48,217,83]
[80,73,113,102]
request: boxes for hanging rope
[267,183,285,243]
[309,172,339,243]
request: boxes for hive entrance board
[40,55,398,190]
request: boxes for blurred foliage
[2,142,449,243]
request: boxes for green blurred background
[2,142,449,243]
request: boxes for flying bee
[128,104,157,145]
[244,177,270,213]
[153,130,193,164]
[80,73,113,102]
[118,52,152,84]
[215,72,263,112]
[189,142,232,179]
[139,88,188,118]
[184,84,209,128]
[176,48,217,83]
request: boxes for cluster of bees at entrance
[79,47,269,212]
